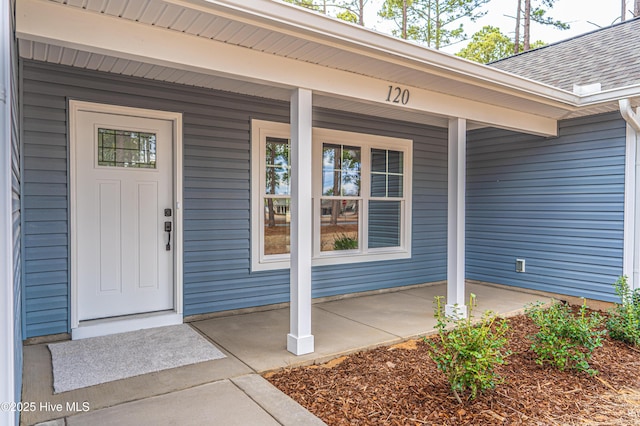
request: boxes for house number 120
[386,86,410,105]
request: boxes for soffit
[19,0,631,128]
[19,38,453,128]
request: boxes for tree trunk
[402,0,408,39]
[514,0,521,54]
[267,148,277,227]
[523,0,531,51]
[426,0,432,47]
[267,199,275,227]
[435,0,441,49]
[635,0,640,17]
[330,152,341,226]
[359,0,364,25]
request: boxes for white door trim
[69,100,183,336]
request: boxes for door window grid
[97,128,157,169]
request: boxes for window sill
[252,249,411,272]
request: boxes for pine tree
[513,0,569,53]
[379,0,489,49]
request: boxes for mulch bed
[266,313,640,425]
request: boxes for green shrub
[606,276,640,345]
[526,300,604,375]
[332,234,358,250]
[427,294,510,403]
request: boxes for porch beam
[16,0,558,137]
[287,88,314,355]
[446,118,467,318]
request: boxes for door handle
[165,221,172,251]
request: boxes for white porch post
[446,117,468,318]
[287,88,315,355]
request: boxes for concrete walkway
[23,282,549,426]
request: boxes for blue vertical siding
[21,61,450,336]
[466,112,626,302]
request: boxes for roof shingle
[490,17,640,92]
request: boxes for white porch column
[446,117,468,318]
[287,88,315,355]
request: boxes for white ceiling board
[22,0,618,133]
[121,1,150,21]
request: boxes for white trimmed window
[251,120,412,271]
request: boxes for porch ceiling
[18,39,452,129]
[16,0,639,132]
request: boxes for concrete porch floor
[22,282,550,426]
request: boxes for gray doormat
[48,324,226,393]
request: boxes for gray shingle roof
[489,17,640,92]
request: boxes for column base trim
[287,333,315,355]
[445,304,468,320]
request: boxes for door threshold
[72,311,182,340]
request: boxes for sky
[362,0,627,54]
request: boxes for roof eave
[577,84,640,106]
[170,0,580,108]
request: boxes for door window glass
[98,128,157,168]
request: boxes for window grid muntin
[321,142,363,253]
[265,137,291,196]
[251,119,412,271]
[370,148,403,198]
[263,136,291,257]
[322,144,361,197]
[97,128,157,169]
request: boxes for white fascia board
[171,0,578,108]
[17,0,558,136]
[579,86,640,107]
[181,1,640,109]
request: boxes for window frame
[251,120,412,271]
[251,120,292,270]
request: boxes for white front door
[74,110,174,321]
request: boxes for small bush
[526,300,604,375]
[427,294,510,403]
[333,234,358,250]
[606,276,640,345]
